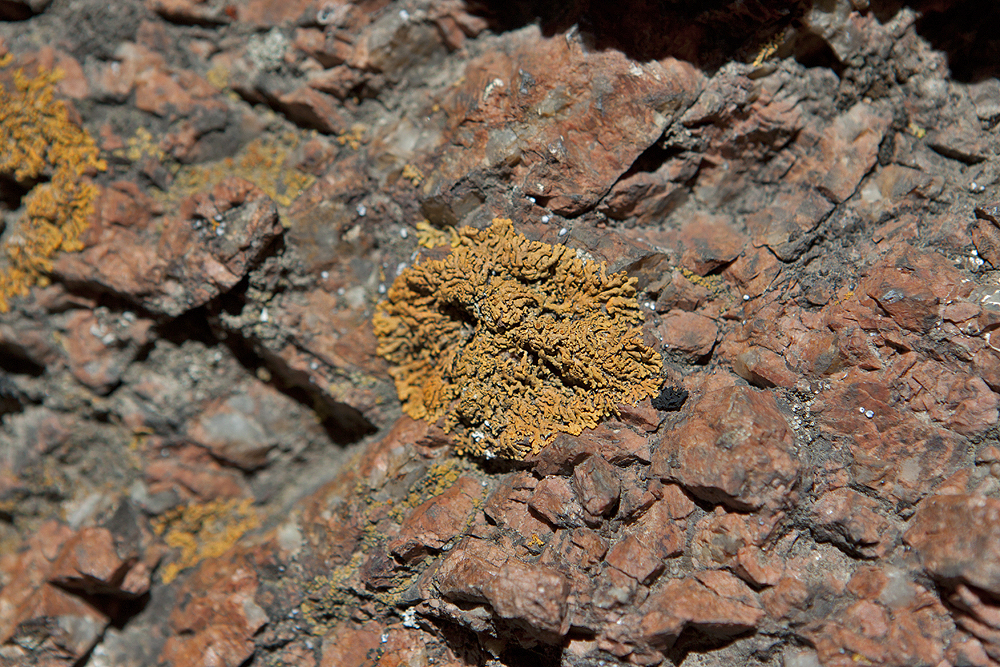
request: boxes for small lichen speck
[373,218,662,460]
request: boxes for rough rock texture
[1,1,1000,666]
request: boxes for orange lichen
[151,498,260,584]
[0,64,106,311]
[373,218,663,460]
[159,132,316,209]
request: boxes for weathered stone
[784,101,893,203]
[572,455,621,520]
[605,535,664,586]
[318,620,384,667]
[186,379,330,471]
[905,494,1000,596]
[160,553,268,667]
[388,476,484,562]
[48,527,142,597]
[745,185,834,261]
[636,570,764,650]
[810,487,897,558]
[58,308,154,394]
[658,310,718,359]
[427,25,703,216]
[653,385,800,510]
[528,476,586,529]
[480,559,570,637]
[54,178,283,317]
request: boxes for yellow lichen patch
[336,123,366,150]
[401,163,424,186]
[373,218,663,460]
[415,219,459,249]
[113,126,167,163]
[151,497,260,584]
[156,132,316,210]
[0,65,107,312]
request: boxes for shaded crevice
[470,0,808,69]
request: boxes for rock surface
[0,1,999,667]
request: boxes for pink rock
[388,476,484,562]
[658,310,718,359]
[604,535,664,586]
[653,385,800,510]
[637,570,764,650]
[572,455,621,520]
[481,559,570,637]
[55,178,284,317]
[161,554,269,667]
[905,494,1000,596]
[810,487,897,558]
[529,477,586,529]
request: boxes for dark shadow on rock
[469,0,806,69]
[910,0,1000,82]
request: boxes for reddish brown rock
[143,442,250,502]
[528,422,651,476]
[388,475,484,562]
[529,476,586,529]
[160,553,268,667]
[433,537,510,604]
[48,527,143,597]
[784,101,893,203]
[268,86,348,134]
[653,385,800,510]
[810,487,898,558]
[802,569,951,667]
[677,213,747,275]
[483,471,553,544]
[428,27,703,217]
[572,455,621,520]
[731,344,800,388]
[658,310,718,360]
[186,379,330,471]
[605,535,664,586]
[632,570,764,651]
[949,584,1000,663]
[58,309,154,394]
[481,559,570,637]
[54,178,283,317]
[0,521,143,664]
[539,528,608,572]
[627,501,686,561]
[905,494,1000,596]
[745,184,834,261]
[318,620,384,667]
[690,508,781,578]
[653,269,712,312]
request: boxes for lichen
[0,64,107,311]
[151,498,260,584]
[373,218,663,460]
[157,132,316,209]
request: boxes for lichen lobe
[373,218,662,460]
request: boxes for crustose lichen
[373,218,662,460]
[0,61,107,311]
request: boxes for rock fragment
[905,494,1000,596]
[653,385,800,510]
